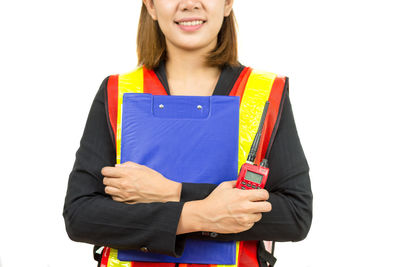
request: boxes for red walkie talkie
[235,101,270,190]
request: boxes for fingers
[226,180,237,187]
[101,162,139,177]
[248,213,263,223]
[103,177,121,189]
[101,166,124,178]
[236,202,271,227]
[220,180,237,188]
[104,186,120,197]
[118,161,141,168]
[220,181,269,201]
[242,189,269,202]
[236,213,263,228]
[247,201,272,213]
[111,196,125,203]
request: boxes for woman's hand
[101,161,182,204]
[194,180,272,234]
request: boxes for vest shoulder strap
[105,74,119,146]
[106,66,144,146]
[259,75,287,162]
[243,71,287,267]
[240,69,287,165]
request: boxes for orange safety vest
[101,65,287,267]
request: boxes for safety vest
[100,65,287,267]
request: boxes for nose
[179,0,201,11]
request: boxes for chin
[176,38,216,51]
[180,44,208,51]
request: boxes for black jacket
[63,62,313,264]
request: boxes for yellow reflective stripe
[108,248,132,267]
[223,70,275,267]
[116,66,144,164]
[237,70,277,173]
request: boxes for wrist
[177,200,208,234]
[166,181,182,202]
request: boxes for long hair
[137,3,239,70]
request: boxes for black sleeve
[62,77,188,257]
[180,92,313,242]
[180,182,218,202]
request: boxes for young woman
[63,0,313,266]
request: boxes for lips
[175,21,205,32]
[174,17,207,24]
[176,20,205,26]
[174,17,207,32]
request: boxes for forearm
[178,94,313,242]
[176,200,204,235]
[64,167,187,256]
[185,169,313,242]
[176,182,218,235]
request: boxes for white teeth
[178,20,204,26]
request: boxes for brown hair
[137,3,240,70]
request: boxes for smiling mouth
[175,20,206,26]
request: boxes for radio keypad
[238,180,263,190]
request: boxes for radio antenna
[247,101,269,164]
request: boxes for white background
[0,0,399,266]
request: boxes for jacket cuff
[153,202,188,257]
[174,233,188,257]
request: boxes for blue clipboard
[118,93,240,264]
